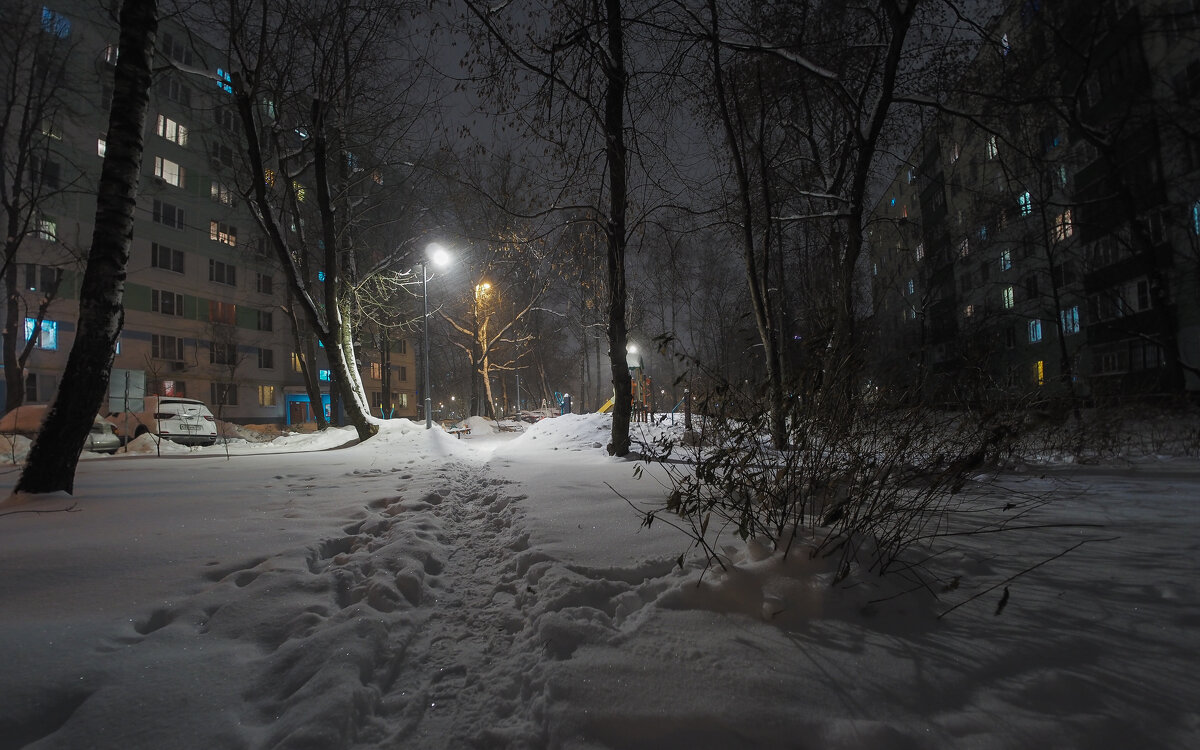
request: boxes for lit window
[24,318,58,350]
[1003,286,1015,309]
[156,114,188,146]
[958,238,970,257]
[1035,360,1045,386]
[41,7,71,38]
[264,169,276,187]
[211,181,234,205]
[103,44,118,64]
[319,369,331,382]
[964,304,975,318]
[209,221,237,246]
[1052,209,1073,242]
[1018,191,1033,216]
[1028,319,1043,343]
[915,242,925,261]
[292,181,306,202]
[1000,33,1011,56]
[35,217,56,241]
[97,138,106,156]
[217,67,233,94]
[1192,200,1200,236]
[986,134,998,160]
[291,352,303,372]
[258,385,276,406]
[1000,249,1012,271]
[1060,306,1080,334]
[1057,165,1068,188]
[153,156,183,186]
[907,279,915,295]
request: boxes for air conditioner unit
[169,361,187,372]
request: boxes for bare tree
[16,0,158,496]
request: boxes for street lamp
[423,243,451,429]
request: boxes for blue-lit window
[217,68,232,94]
[319,369,331,381]
[1060,306,1080,335]
[906,279,915,295]
[1000,249,1012,271]
[41,7,71,38]
[24,318,58,350]
[317,270,326,281]
[979,225,988,241]
[1192,200,1200,236]
[1018,191,1033,216]
[1028,319,1043,343]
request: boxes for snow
[0,413,1197,749]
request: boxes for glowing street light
[423,243,451,429]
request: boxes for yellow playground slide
[597,397,614,414]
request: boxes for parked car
[0,404,121,454]
[107,396,219,447]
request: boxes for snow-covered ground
[0,413,1196,749]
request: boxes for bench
[446,426,471,439]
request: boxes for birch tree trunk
[15,0,157,496]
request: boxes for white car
[0,404,121,454]
[108,396,219,447]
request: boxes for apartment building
[869,0,1200,403]
[5,2,418,425]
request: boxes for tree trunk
[4,270,24,411]
[604,0,632,456]
[15,0,157,496]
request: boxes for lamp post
[422,243,451,429]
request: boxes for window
[291,352,304,372]
[217,68,233,94]
[978,225,988,241]
[209,221,237,246]
[1005,327,1016,349]
[211,143,235,168]
[156,115,188,146]
[1052,209,1073,242]
[153,156,183,187]
[986,134,998,160]
[950,142,961,163]
[1029,319,1043,343]
[399,366,407,382]
[397,340,407,355]
[292,181,306,202]
[35,217,56,241]
[915,242,925,262]
[25,264,62,292]
[211,382,238,405]
[152,289,184,316]
[214,107,236,132]
[97,138,106,157]
[264,168,276,187]
[257,348,274,369]
[964,304,976,318]
[151,334,185,360]
[1018,191,1033,216]
[1035,360,1045,386]
[41,6,71,38]
[258,385,276,407]
[319,369,331,382]
[255,273,274,295]
[208,301,236,324]
[1192,200,1200,236]
[211,181,234,205]
[1000,32,1011,56]
[24,318,58,350]
[157,76,191,107]
[256,310,273,331]
[160,32,193,65]
[1060,306,1081,335]
[369,362,383,380]
[906,279,915,295]
[1057,165,1068,188]
[161,380,186,397]
[1003,286,1015,309]
[209,258,237,286]
[958,237,970,258]
[103,44,118,65]
[30,156,61,189]
[210,341,237,365]
[151,243,184,273]
[152,200,184,228]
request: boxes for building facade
[4,2,418,424]
[870,0,1200,404]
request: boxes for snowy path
[3,418,1199,749]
